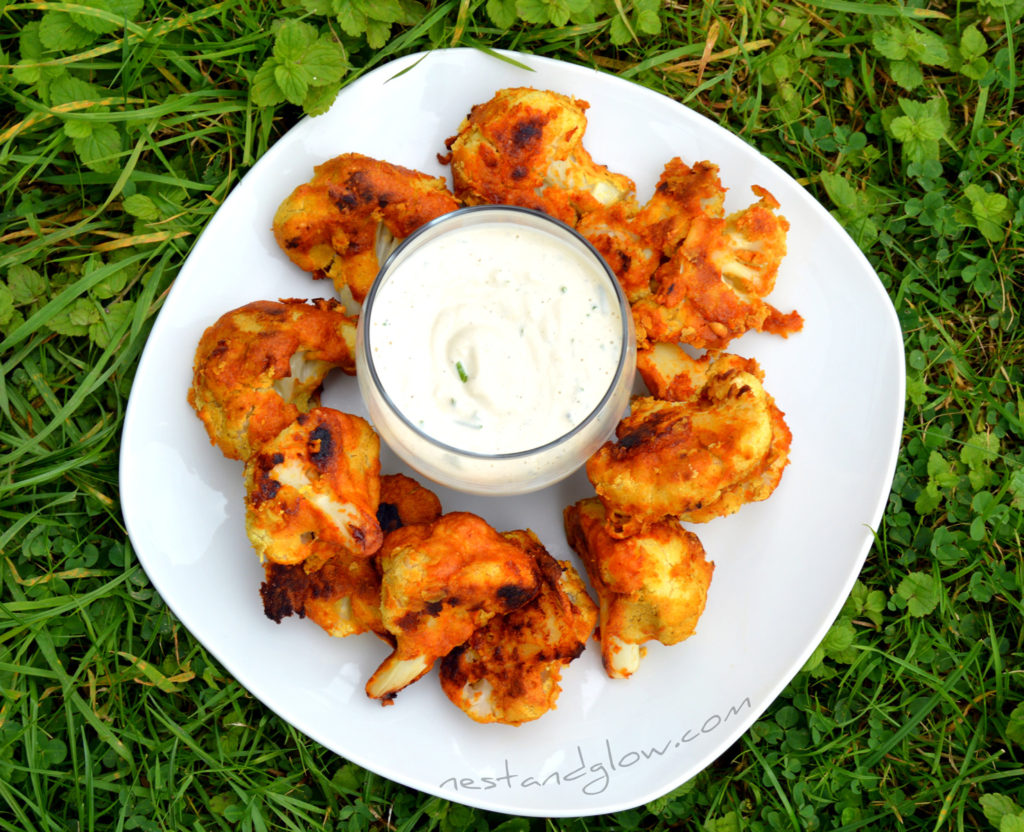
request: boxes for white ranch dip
[367,221,624,455]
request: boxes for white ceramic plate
[120,48,904,817]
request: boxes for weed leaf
[0,283,13,327]
[274,62,312,104]
[872,26,910,59]
[981,794,1024,828]
[1008,467,1024,509]
[47,298,100,337]
[303,81,343,116]
[89,300,135,349]
[273,20,319,60]
[123,193,160,221]
[635,0,663,34]
[896,571,939,616]
[39,10,98,51]
[251,61,286,107]
[890,59,924,89]
[73,123,122,172]
[73,0,144,34]
[1003,815,1024,832]
[7,265,47,305]
[960,24,987,61]
[1008,703,1024,746]
[963,184,1011,241]
[336,4,368,36]
[890,97,949,164]
[487,0,518,28]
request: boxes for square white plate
[120,47,904,817]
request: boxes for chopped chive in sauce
[456,361,469,383]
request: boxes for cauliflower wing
[258,473,443,641]
[575,199,659,302]
[637,347,793,530]
[574,159,728,305]
[245,407,382,569]
[259,554,387,641]
[188,298,357,461]
[631,186,802,350]
[587,346,791,534]
[634,158,727,258]
[366,512,542,703]
[439,529,597,725]
[444,87,635,226]
[272,153,459,302]
[564,498,713,679]
[376,472,443,534]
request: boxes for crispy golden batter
[272,153,459,302]
[634,158,727,258]
[587,345,791,534]
[575,199,658,302]
[445,87,635,226]
[366,512,542,702]
[188,298,357,461]
[258,473,443,641]
[564,498,713,679]
[245,407,382,569]
[439,529,597,725]
[638,348,793,521]
[631,186,802,350]
[574,159,723,303]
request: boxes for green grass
[1,1,1022,830]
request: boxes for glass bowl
[355,205,635,496]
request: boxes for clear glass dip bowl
[356,205,636,496]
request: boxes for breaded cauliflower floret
[587,345,791,534]
[259,554,387,641]
[376,472,443,534]
[366,512,542,703]
[439,529,597,725]
[258,473,444,642]
[634,158,727,258]
[244,407,382,569]
[188,298,357,461]
[564,498,714,679]
[632,186,802,350]
[636,341,754,402]
[576,159,728,304]
[273,153,459,302]
[444,87,635,226]
[576,199,659,302]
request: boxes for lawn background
[0,1,1022,830]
